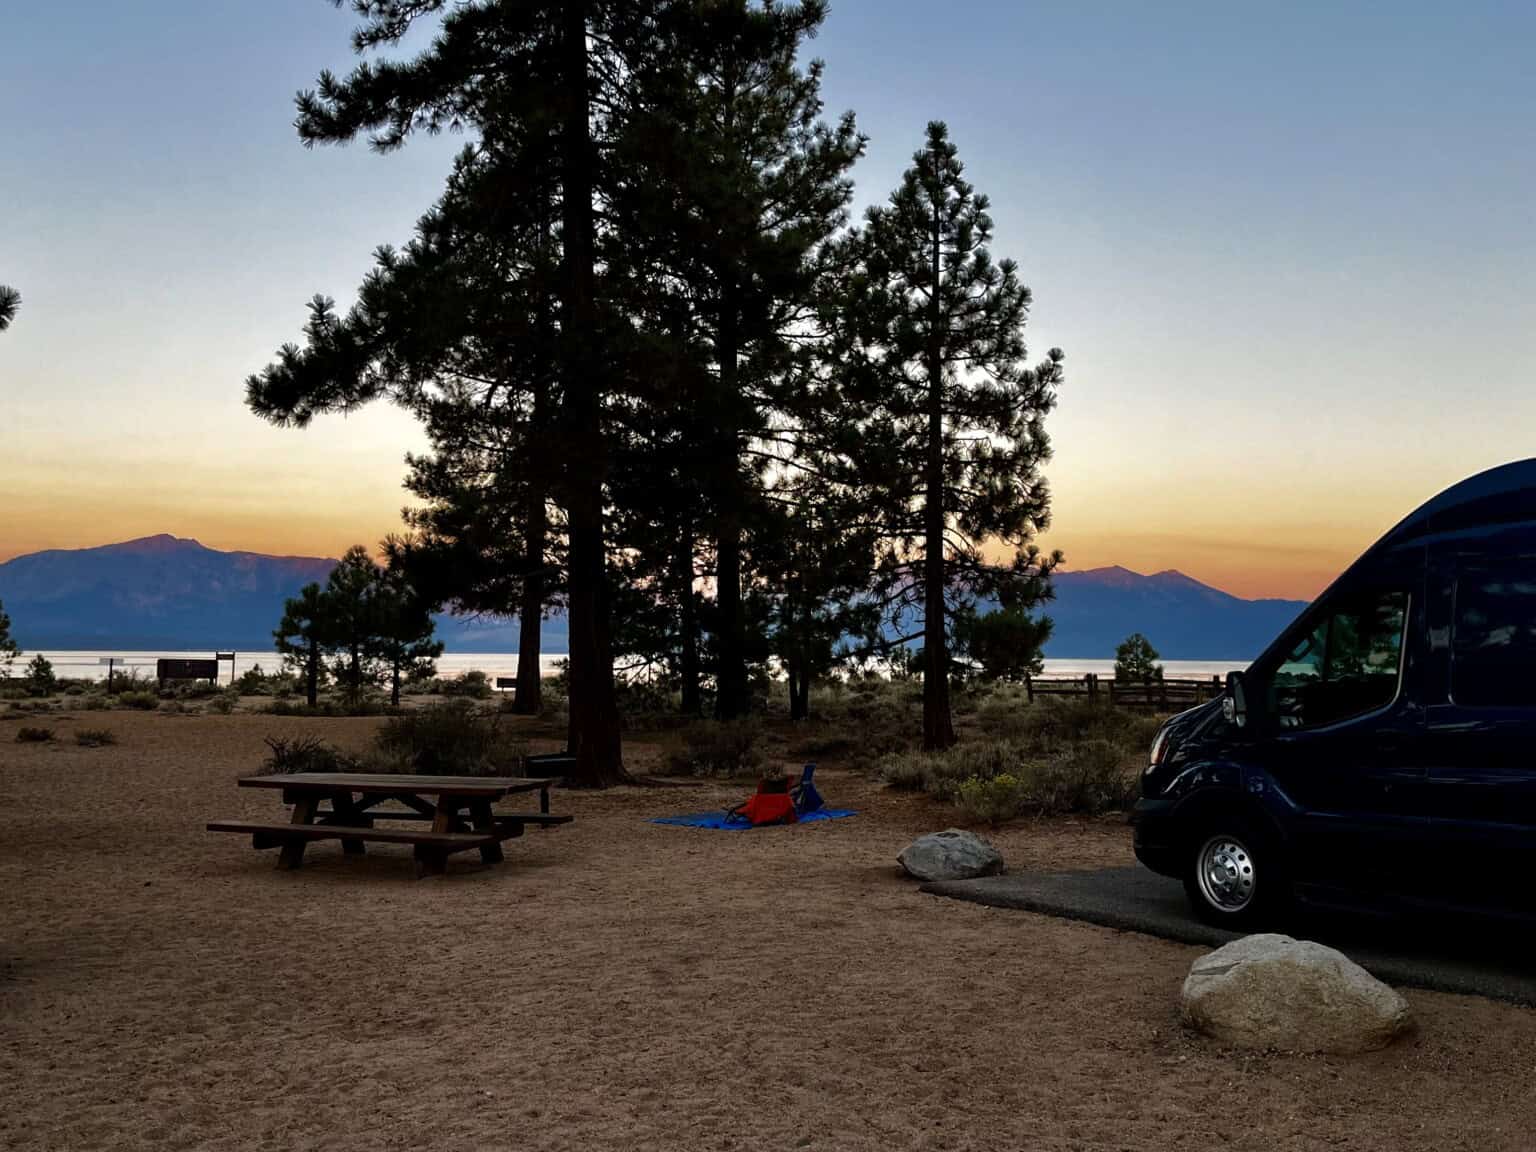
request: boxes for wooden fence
[1023,673,1226,711]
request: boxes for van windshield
[1269,590,1407,729]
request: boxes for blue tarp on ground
[651,808,858,830]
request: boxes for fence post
[1024,674,1034,705]
[1087,672,1098,704]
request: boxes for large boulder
[898,829,1004,881]
[1181,934,1413,1054]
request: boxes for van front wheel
[1183,817,1286,928]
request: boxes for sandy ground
[3,711,1536,1151]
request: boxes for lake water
[13,650,1248,684]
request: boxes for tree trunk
[514,486,546,715]
[305,641,319,708]
[557,0,624,785]
[391,662,401,708]
[713,276,749,721]
[677,527,701,716]
[922,194,955,750]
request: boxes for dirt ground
[3,711,1535,1151]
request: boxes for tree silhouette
[1114,633,1162,684]
[0,286,19,332]
[616,0,864,719]
[827,122,1063,749]
[274,583,332,708]
[0,598,20,677]
[371,558,444,707]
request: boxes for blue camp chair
[791,763,824,815]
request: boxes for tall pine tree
[830,122,1063,748]
[252,1,679,784]
[616,0,863,718]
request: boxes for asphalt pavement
[922,866,1536,1005]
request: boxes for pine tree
[249,147,564,719]
[958,603,1053,683]
[371,559,445,707]
[249,1,692,784]
[274,583,332,708]
[616,0,863,719]
[0,598,18,678]
[0,285,18,332]
[830,122,1064,749]
[325,545,385,707]
[1115,633,1162,684]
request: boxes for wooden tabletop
[238,773,561,797]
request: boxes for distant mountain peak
[1145,568,1208,589]
[112,534,206,553]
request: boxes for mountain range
[0,535,1307,659]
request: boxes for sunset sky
[3,1,1534,600]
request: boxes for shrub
[977,698,1161,758]
[260,735,359,775]
[236,664,288,696]
[375,699,525,775]
[108,669,159,696]
[75,727,117,747]
[1022,738,1139,815]
[207,690,238,715]
[617,680,683,730]
[15,726,54,743]
[80,695,109,712]
[879,740,1030,801]
[438,669,494,699]
[64,684,86,697]
[670,719,764,778]
[266,697,384,718]
[954,773,1028,827]
[117,691,159,711]
[881,729,1142,824]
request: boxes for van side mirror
[1224,671,1249,728]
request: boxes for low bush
[266,697,386,718]
[260,735,360,775]
[879,741,1030,801]
[880,727,1142,824]
[375,700,525,775]
[617,680,685,731]
[15,726,54,743]
[977,698,1161,758]
[435,669,494,699]
[669,719,764,778]
[75,727,117,747]
[953,773,1028,827]
[80,695,109,712]
[206,690,238,715]
[117,691,159,711]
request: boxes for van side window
[1270,591,1407,729]
[1452,563,1536,706]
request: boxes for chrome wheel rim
[1196,835,1256,913]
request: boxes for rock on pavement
[898,829,1005,882]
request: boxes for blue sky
[3,1,1533,597]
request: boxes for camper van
[1133,459,1536,926]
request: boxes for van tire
[1182,812,1288,929]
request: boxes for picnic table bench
[208,773,570,878]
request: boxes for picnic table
[208,773,571,877]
